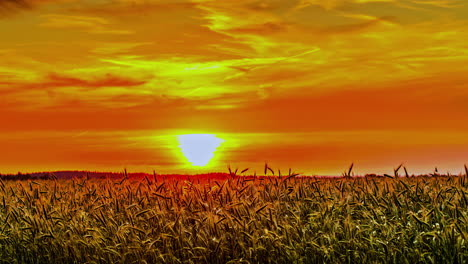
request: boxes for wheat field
[0,171,467,263]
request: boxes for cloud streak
[0,0,32,17]
[39,14,133,34]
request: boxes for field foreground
[0,175,467,263]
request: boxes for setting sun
[177,134,224,167]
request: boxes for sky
[1,0,468,175]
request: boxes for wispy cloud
[0,72,149,109]
[3,72,146,90]
[0,0,72,17]
[0,0,32,17]
[39,14,133,34]
[410,0,465,8]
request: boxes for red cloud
[46,73,147,89]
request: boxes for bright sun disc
[177,134,224,166]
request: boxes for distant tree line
[0,172,54,180]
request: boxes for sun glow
[177,134,224,167]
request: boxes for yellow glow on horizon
[177,134,224,167]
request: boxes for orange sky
[1,0,468,175]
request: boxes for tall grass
[0,171,467,263]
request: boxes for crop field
[0,172,467,264]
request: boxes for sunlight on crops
[0,173,467,263]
